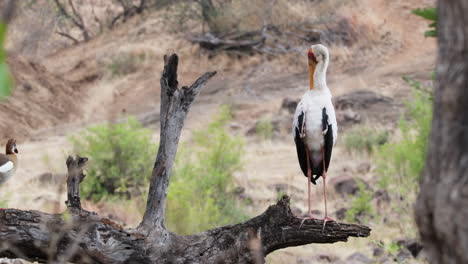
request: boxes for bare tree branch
[139,54,216,232]
[65,155,88,211]
[56,31,79,44]
[53,0,90,42]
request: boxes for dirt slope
[0,55,83,142]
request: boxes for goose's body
[0,139,18,186]
[292,44,337,223]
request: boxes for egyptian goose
[292,44,338,226]
[0,138,19,185]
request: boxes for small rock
[343,109,361,123]
[268,183,289,193]
[232,186,245,195]
[332,176,370,196]
[395,248,412,263]
[396,238,424,258]
[315,253,340,262]
[373,189,391,209]
[346,252,372,264]
[356,162,371,174]
[229,122,242,130]
[335,208,348,220]
[372,246,384,257]
[22,83,33,92]
[281,97,298,114]
[296,256,312,264]
[407,240,424,258]
[333,90,393,110]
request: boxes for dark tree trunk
[0,54,370,263]
[415,1,468,263]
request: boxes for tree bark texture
[0,54,370,263]
[416,1,468,263]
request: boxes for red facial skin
[308,49,318,64]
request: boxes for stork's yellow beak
[308,48,317,90]
[308,48,318,65]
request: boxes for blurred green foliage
[377,77,432,196]
[345,180,374,224]
[412,7,437,37]
[0,23,13,98]
[70,106,247,234]
[71,117,158,201]
[255,118,274,140]
[166,105,247,235]
[343,125,389,154]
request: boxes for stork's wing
[322,107,334,172]
[293,111,313,182]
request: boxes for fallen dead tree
[187,17,369,56]
[187,25,321,55]
[0,54,370,263]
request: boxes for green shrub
[344,126,389,153]
[345,181,374,223]
[376,77,432,196]
[0,23,12,98]
[0,197,8,208]
[166,105,247,235]
[70,117,158,201]
[255,118,273,140]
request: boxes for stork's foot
[322,217,334,231]
[299,215,316,229]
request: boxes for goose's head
[6,139,18,154]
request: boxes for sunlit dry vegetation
[0,0,438,263]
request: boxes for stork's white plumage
[292,44,338,225]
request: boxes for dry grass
[0,0,436,262]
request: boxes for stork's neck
[313,58,328,90]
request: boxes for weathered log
[187,32,266,52]
[0,54,371,263]
[0,196,370,263]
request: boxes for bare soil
[0,0,436,263]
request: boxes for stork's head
[308,44,328,66]
[308,44,329,90]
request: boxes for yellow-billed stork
[292,44,337,226]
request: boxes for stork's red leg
[322,146,334,230]
[300,144,314,228]
[305,144,312,218]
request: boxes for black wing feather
[323,108,334,172]
[294,112,317,184]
